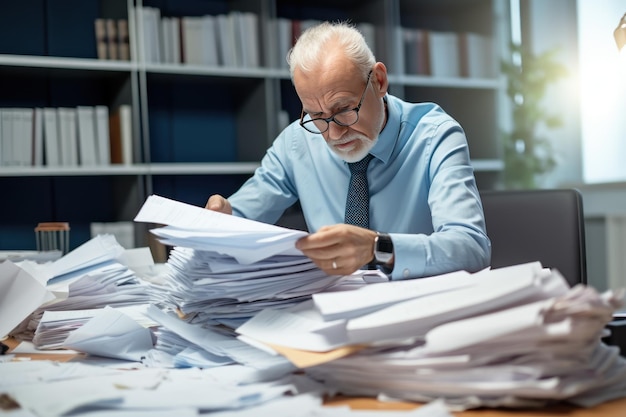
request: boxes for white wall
[577,0,626,184]
[524,0,583,188]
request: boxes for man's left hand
[295,224,377,275]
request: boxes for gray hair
[287,21,375,80]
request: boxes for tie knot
[348,154,373,174]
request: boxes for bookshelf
[0,0,509,251]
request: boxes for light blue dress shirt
[228,94,491,280]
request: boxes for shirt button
[403,268,410,278]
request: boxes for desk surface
[4,338,626,417]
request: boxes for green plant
[501,44,568,189]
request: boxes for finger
[205,195,232,214]
[295,227,343,251]
[316,257,359,276]
[205,195,219,210]
[298,241,343,261]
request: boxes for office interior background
[0,0,624,292]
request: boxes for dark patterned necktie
[344,154,374,228]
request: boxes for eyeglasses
[299,70,372,134]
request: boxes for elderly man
[206,21,490,280]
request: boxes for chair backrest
[480,188,587,287]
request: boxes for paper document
[134,195,308,264]
[63,306,154,361]
[0,261,55,338]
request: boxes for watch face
[377,237,393,254]
[375,233,393,263]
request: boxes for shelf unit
[0,0,509,251]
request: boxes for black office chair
[480,188,587,287]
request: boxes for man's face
[294,64,385,163]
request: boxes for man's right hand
[205,194,232,215]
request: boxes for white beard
[333,135,377,162]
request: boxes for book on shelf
[106,19,118,60]
[57,107,79,166]
[145,7,260,68]
[274,17,292,69]
[0,108,35,167]
[138,6,161,63]
[216,13,238,67]
[170,17,181,64]
[403,27,431,76]
[109,105,133,165]
[181,16,204,65]
[0,106,123,168]
[160,17,182,64]
[94,18,130,61]
[19,109,34,166]
[43,108,61,167]
[94,106,110,166]
[160,16,172,63]
[201,15,219,66]
[76,106,99,166]
[117,19,130,61]
[428,31,461,78]
[33,108,44,166]
[1,110,13,166]
[235,11,260,68]
[94,18,107,60]
[458,32,494,79]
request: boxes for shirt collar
[369,94,398,165]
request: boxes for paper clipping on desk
[236,262,626,410]
[1,360,325,417]
[0,357,454,417]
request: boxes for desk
[4,338,626,417]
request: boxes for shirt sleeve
[389,118,491,280]
[228,126,299,224]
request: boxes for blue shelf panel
[47,0,100,59]
[0,176,128,251]
[147,76,263,163]
[151,174,251,208]
[0,0,103,59]
[0,0,46,56]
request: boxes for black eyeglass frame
[299,70,373,134]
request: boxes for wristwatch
[373,232,394,265]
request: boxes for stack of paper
[236,263,626,409]
[158,247,341,328]
[131,194,345,367]
[144,304,294,371]
[9,235,154,348]
[33,304,157,351]
[134,195,343,329]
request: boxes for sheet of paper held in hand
[134,195,308,264]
